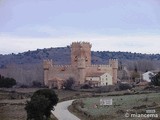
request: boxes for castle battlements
[53,65,72,68]
[71,41,92,48]
[89,64,111,68]
[43,42,118,89]
[43,59,52,63]
[109,59,118,62]
[71,41,91,45]
[43,59,53,69]
[109,59,118,69]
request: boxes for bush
[63,77,75,90]
[0,75,16,88]
[96,85,116,93]
[118,83,132,90]
[25,89,58,120]
[32,81,42,87]
[81,84,92,89]
[19,84,29,88]
[151,72,160,86]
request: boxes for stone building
[43,42,118,89]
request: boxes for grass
[0,89,29,120]
[0,88,91,120]
[73,92,160,120]
[0,104,26,120]
[1,87,160,120]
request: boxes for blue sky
[0,0,160,54]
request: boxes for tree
[63,77,75,90]
[150,72,160,86]
[0,75,16,88]
[131,66,140,82]
[25,89,58,120]
[25,95,50,120]
[32,81,42,87]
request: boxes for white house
[142,71,154,82]
[85,72,112,86]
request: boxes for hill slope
[0,46,160,67]
[0,47,160,85]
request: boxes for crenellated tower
[43,59,53,86]
[71,42,92,67]
[77,57,86,84]
[71,42,92,84]
[109,59,118,84]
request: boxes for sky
[0,0,160,54]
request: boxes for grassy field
[72,92,160,120]
[0,87,160,120]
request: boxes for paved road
[51,100,80,120]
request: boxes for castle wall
[48,65,78,82]
[86,65,113,76]
[47,64,114,85]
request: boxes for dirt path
[51,100,80,120]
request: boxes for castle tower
[77,57,86,84]
[109,59,118,84]
[43,60,52,86]
[71,42,92,67]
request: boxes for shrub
[32,81,42,87]
[81,84,92,89]
[25,89,58,120]
[150,72,160,86]
[96,85,115,93]
[118,83,132,90]
[63,77,75,90]
[0,75,16,88]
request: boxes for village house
[142,71,154,82]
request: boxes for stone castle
[43,42,118,89]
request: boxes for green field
[75,93,160,120]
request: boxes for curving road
[51,100,80,120]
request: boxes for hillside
[0,46,160,85]
[0,46,160,67]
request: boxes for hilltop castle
[43,42,118,89]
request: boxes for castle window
[85,57,88,61]
[74,56,77,61]
[97,67,101,70]
[61,67,65,71]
